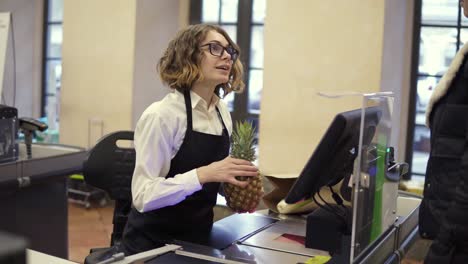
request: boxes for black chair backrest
[83,131,135,246]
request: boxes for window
[407,0,467,178]
[191,0,266,134]
[42,0,63,125]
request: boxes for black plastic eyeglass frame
[200,43,239,62]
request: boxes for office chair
[82,131,135,264]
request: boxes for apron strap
[183,90,193,132]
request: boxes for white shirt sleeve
[131,108,202,213]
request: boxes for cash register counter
[117,193,421,264]
[0,143,86,259]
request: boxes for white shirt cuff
[187,168,203,192]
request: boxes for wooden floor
[68,201,114,263]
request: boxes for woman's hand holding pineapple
[199,121,264,214]
[196,157,258,187]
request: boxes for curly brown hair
[157,24,245,97]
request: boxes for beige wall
[0,0,43,118]
[131,0,188,128]
[259,0,413,175]
[60,0,183,148]
[60,0,136,148]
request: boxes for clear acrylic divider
[319,91,395,263]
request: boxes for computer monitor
[285,107,382,204]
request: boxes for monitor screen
[284,107,382,204]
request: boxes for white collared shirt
[132,89,232,212]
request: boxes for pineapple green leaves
[230,121,256,162]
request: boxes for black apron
[121,90,230,255]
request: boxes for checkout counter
[105,94,422,264]
[0,104,86,258]
[102,193,420,264]
[0,142,86,259]
[0,192,421,264]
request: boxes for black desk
[0,143,86,259]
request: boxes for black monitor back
[285,107,382,204]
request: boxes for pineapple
[223,121,264,213]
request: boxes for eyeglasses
[200,43,239,62]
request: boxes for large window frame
[406,0,467,179]
[190,0,264,132]
[42,0,63,120]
